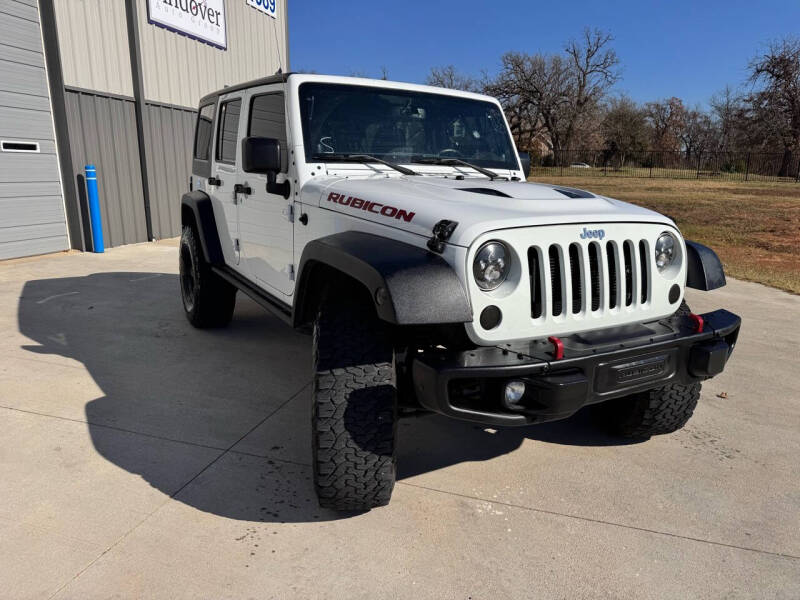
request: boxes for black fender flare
[181,191,224,265]
[685,240,726,290]
[293,231,472,327]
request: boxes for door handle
[208,175,222,186]
[234,183,252,196]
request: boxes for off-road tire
[600,301,700,439]
[179,225,236,328]
[312,293,397,511]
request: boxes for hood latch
[427,220,458,254]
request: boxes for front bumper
[411,309,741,426]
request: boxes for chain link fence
[531,150,800,183]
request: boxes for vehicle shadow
[17,272,637,523]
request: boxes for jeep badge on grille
[580,227,606,240]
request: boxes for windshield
[298,83,519,170]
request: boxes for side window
[193,103,214,160]
[248,93,287,171]
[215,98,242,164]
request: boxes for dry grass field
[528,176,800,294]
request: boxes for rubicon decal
[327,192,415,223]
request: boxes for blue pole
[85,164,104,253]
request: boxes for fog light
[503,380,527,410]
[480,305,502,330]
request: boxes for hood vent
[459,187,512,198]
[554,187,595,199]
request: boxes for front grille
[529,237,652,318]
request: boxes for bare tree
[482,56,550,153]
[681,108,717,159]
[747,37,800,175]
[645,97,687,152]
[488,28,619,156]
[710,86,747,151]
[563,27,621,145]
[426,65,478,92]
[601,95,649,166]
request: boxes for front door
[238,86,294,296]
[210,94,244,270]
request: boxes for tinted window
[248,93,287,170]
[298,83,518,170]
[193,103,214,160]
[216,99,241,163]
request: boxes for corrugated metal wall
[138,0,287,109]
[0,0,69,259]
[45,0,288,249]
[52,0,134,97]
[144,102,195,239]
[64,90,148,247]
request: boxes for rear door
[238,85,294,297]
[209,94,245,270]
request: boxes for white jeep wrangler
[179,73,741,510]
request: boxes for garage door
[0,0,67,260]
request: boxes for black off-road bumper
[411,309,741,426]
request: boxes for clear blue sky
[288,0,800,108]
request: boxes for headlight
[655,232,677,272]
[473,241,511,291]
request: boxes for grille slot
[639,240,649,304]
[623,241,634,306]
[606,242,618,310]
[549,245,563,317]
[528,248,543,319]
[588,242,601,311]
[568,243,582,314]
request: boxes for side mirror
[241,136,290,199]
[242,136,282,174]
[518,151,531,179]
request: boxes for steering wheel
[439,148,462,158]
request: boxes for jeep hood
[307,175,674,247]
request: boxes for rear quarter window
[216,99,242,164]
[193,103,215,161]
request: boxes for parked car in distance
[570,162,592,168]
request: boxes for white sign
[147,0,228,50]
[246,0,278,19]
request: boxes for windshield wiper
[311,153,419,176]
[411,157,502,180]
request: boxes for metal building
[0,0,289,259]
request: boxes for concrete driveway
[1,241,798,599]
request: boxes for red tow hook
[547,336,564,360]
[689,313,704,333]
